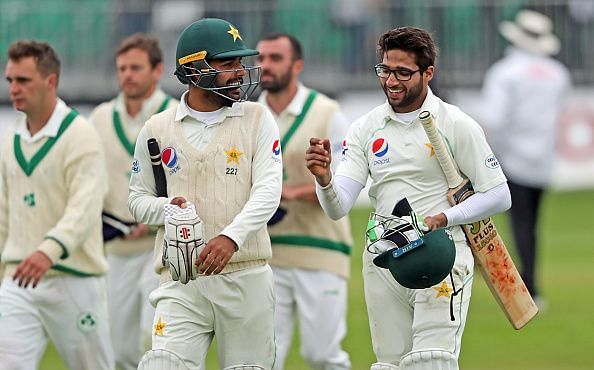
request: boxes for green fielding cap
[373,228,456,289]
[176,18,258,67]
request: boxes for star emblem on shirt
[227,25,242,42]
[154,317,166,336]
[434,281,453,299]
[425,143,435,157]
[225,145,243,164]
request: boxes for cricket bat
[418,110,538,329]
[147,138,168,198]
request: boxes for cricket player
[306,27,512,369]
[129,18,282,370]
[0,41,114,369]
[256,33,352,370]
[89,33,178,370]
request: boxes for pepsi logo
[372,138,389,157]
[342,140,348,156]
[162,147,178,168]
[272,139,281,156]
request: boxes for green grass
[40,190,594,369]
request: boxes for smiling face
[5,56,56,115]
[116,47,163,101]
[208,57,248,104]
[379,49,433,113]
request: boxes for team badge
[154,316,166,336]
[162,147,178,168]
[225,145,243,164]
[23,192,35,207]
[227,25,242,42]
[434,281,454,299]
[77,312,98,333]
[371,138,390,166]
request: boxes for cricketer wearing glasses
[306,27,511,370]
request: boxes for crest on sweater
[77,312,98,333]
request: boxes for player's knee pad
[399,349,458,370]
[222,366,266,370]
[370,362,399,370]
[137,349,190,370]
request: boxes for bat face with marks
[418,110,538,329]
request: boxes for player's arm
[424,115,510,229]
[306,117,367,220]
[128,125,172,226]
[0,153,8,260]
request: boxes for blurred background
[1,0,594,369]
[1,0,594,189]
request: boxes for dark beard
[385,75,424,111]
[260,71,291,93]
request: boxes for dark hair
[116,33,163,68]
[259,33,303,61]
[377,27,438,71]
[8,40,61,82]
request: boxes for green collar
[14,110,78,177]
[113,95,171,156]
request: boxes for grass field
[40,189,594,369]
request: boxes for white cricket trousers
[108,250,158,370]
[363,240,474,366]
[272,267,350,370]
[0,275,114,370]
[149,264,276,370]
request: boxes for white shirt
[480,47,571,186]
[258,83,350,172]
[129,91,282,248]
[318,89,507,241]
[15,98,67,143]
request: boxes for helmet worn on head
[373,228,456,289]
[174,18,261,102]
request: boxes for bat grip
[147,138,168,198]
[418,111,464,188]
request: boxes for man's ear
[293,59,304,76]
[423,65,434,82]
[47,73,58,90]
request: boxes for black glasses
[374,64,420,81]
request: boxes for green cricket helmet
[174,18,261,102]
[373,228,456,289]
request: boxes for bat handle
[147,138,168,198]
[418,111,464,188]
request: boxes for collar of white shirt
[382,87,440,125]
[258,82,309,118]
[15,98,68,144]
[174,90,244,124]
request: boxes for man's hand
[13,251,53,288]
[195,235,237,275]
[424,213,448,230]
[305,137,332,187]
[125,223,151,240]
[170,197,188,208]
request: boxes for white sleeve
[316,174,365,220]
[443,182,511,226]
[128,126,172,226]
[327,110,350,173]
[220,108,282,248]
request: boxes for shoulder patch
[485,154,500,169]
